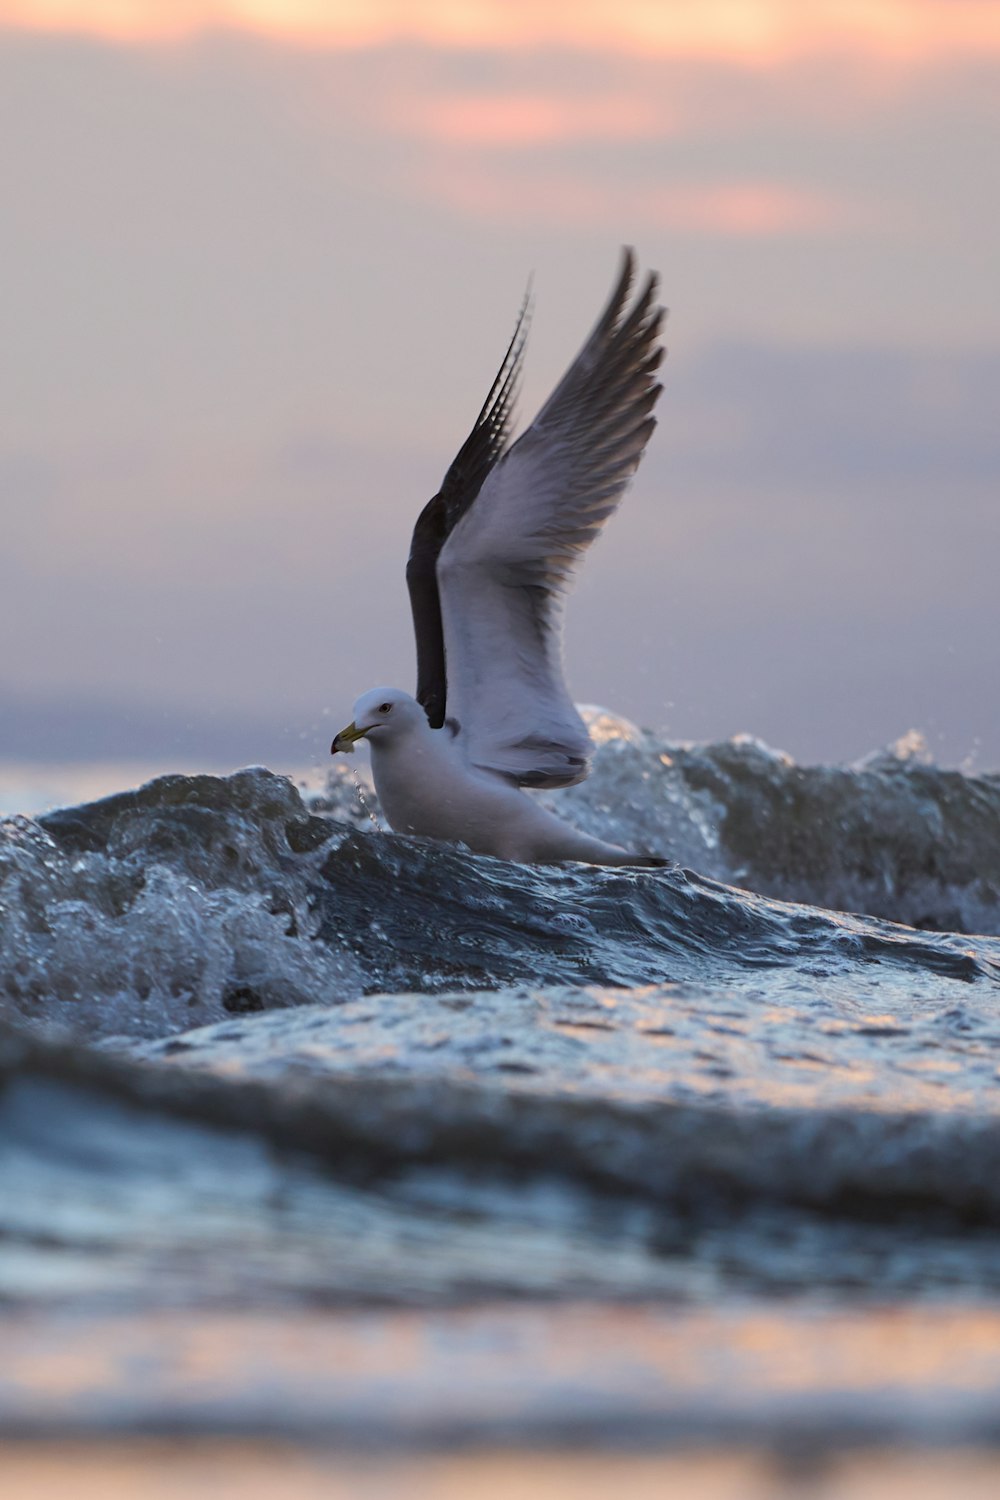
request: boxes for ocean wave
[5,1013,1000,1316]
[4,742,1000,1315]
[0,770,359,1039]
[2,757,998,1041]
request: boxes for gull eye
[378,702,392,714]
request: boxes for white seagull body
[332,249,665,867]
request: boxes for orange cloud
[4,0,1000,64]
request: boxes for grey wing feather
[437,248,665,788]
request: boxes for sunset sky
[2,0,998,774]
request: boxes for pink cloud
[388,92,672,148]
[654,182,851,236]
[407,162,867,238]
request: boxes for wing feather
[405,290,531,727]
[438,248,664,788]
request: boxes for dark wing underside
[436,248,665,789]
[405,291,530,727]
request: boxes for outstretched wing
[405,291,530,728]
[437,248,664,788]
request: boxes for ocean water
[3,710,1000,1487]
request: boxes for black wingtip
[407,275,535,728]
[471,278,532,433]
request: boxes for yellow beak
[330,721,370,755]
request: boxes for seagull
[332,248,666,866]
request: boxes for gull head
[331,687,426,755]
